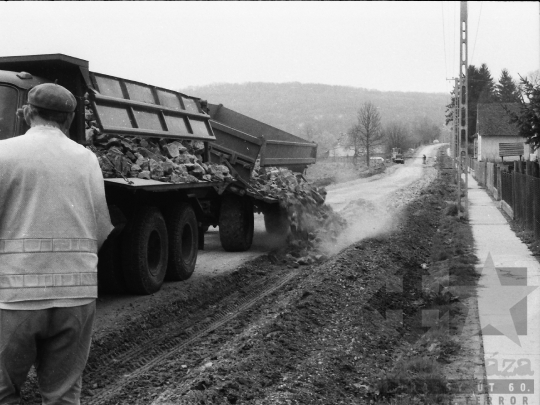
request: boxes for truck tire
[164,203,198,281]
[264,206,290,235]
[219,194,254,252]
[121,206,168,295]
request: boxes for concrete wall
[471,160,501,201]
[486,162,495,195]
[478,135,529,162]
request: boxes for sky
[0,1,538,95]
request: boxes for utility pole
[459,1,469,217]
[454,78,461,209]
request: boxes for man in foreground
[0,83,113,404]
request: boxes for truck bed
[207,103,317,179]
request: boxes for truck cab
[0,70,48,140]
[0,54,97,145]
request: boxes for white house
[475,103,529,162]
[327,144,386,159]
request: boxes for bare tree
[526,69,540,86]
[383,122,410,153]
[345,101,383,166]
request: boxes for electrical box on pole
[459,1,469,217]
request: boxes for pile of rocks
[89,135,233,183]
[84,96,233,184]
[251,166,347,248]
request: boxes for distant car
[370,156,385,164]
[433,140,440,144]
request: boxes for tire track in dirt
[86,270,279,382]
[84,268,300,405]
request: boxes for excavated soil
[19,153,482,404]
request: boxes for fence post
[513,161,519,224]
[495,164,501,200]
[525,161,533,231]
[533,162,540,240]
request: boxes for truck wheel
[121,206,168,295]
[164,203,198,281]
[219,194,254,252]
[264,206,290,235]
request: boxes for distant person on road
[0,83,113,404]
[423,154,426,164]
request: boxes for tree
[446,63,497,143]
[469,64,497,139]
[526,69,540,85]
[477,64,497,103]
[504,76,540,149]
[445,87,457,127]
[345,101,383,167]
[411,117,441,145]
[383,122,410,152]
[496,69,520,103]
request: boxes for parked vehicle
[391,147,404,164]
[369,156,385,164]
[0,54,317,295]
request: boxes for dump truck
[391,147,404,164]
[0,53,317,295]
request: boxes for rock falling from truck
[250,166,348,251]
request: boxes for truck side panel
[207,103,317,173]
[209,120,263,182]
[89,72,216,142]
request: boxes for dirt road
[326,144,441,210]
[321,143,443,254]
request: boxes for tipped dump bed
[207,103,317,177]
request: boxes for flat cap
[28,83,77,112]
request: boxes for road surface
[321,143,443,253]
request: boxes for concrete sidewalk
[467,173,540,404]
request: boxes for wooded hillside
[182,82,448,153]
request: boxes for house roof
[477,103,520,137]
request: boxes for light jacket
[0,126,113,302]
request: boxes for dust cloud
[316,144,442,255]
[318,197,398,256]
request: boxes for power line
[453,1,456,77]
[441,1,448,82]
[471,1,483,65]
